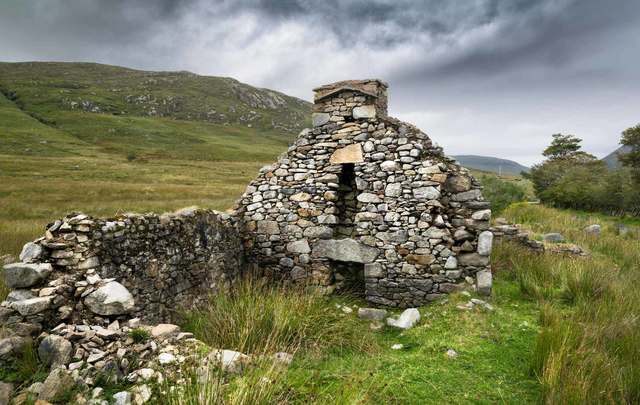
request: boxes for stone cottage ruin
[236,79,493,307]
[1,79,493,337]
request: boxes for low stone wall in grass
[0,208,244,334]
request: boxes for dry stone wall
[235,79,493,308]
[1,208,243,335]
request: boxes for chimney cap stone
[313,79,388,103]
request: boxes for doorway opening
[331,261,365,297]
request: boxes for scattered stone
[391,344,403,350]
[273,352,293,366]
[38,335,72,368]
[543,233,565,243]
[341,306,353,314]
[386,308,421,329]
[357,308,387,321]
[131,384,152,404]
[84,281,135,316]
[113,391,132,405]
[446,349,458,358]
[369,321,384,331]
[0,382,13,405]
[151,324,180,339]
[157,352,176,365]
[207,349,250,374]
[616,224,629,236]
[38,368,74,402]
[584,224,601,236]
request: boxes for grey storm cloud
[1,0,639,165]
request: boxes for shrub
[129,328,150,343]
[126,151,137,162]
[479,175,527,214]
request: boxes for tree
[528,133,599,204]
[542,134,583,160]
[619,124,640,173]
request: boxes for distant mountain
[452,155,529,175]
[602,145,631,169]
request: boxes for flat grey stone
[12,297,52,316]
[352,105,376,119]
[313,238,379,263]
[543,233,565,243]
[2,262,52,288]
[358,308,387,321]
[458,253,490,267]
[413,186,440,200]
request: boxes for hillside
[0,61,311,161]
[602,145,630,169]
[452,155,529,175]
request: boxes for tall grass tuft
[180,278,375,357]
[495,203,640,403]
[155,278,377,404]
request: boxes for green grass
[161,278,541,404]
[497,203,640,403]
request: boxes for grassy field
[149,204,638,404]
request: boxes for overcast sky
[1,0,639,165]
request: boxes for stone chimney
[311,79,388,127]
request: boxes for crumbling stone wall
[1,208,243,335]
[236,79,493,308]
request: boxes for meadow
[1,62,637,403]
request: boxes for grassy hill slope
[453,155,529,175]
[0,62,314,256]
[0,61,310,160]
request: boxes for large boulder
[39,335,72,368]
[2,263,52,289]
[313,239,379,263]
[84,281,135,316]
